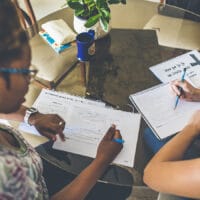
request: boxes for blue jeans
[143,128,174,154]
[143,128,200,159]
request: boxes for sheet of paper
[18,122,40,136]
[130,83,200,139]
[150,50,200,87]
[27,89,141,167]
[19,89,105,136]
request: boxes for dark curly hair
[0,0,28,66]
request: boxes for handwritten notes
[150,50,200,87]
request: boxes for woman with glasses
[0,66,66,141]
[0,1,124,199]
[0,66,67,141]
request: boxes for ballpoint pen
[174,67,187,110]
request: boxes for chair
[13,0,86,89]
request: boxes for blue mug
[76,30,95,62]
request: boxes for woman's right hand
[170,79,200,101]
[95,125,123,165]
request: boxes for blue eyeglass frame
[0,68,38,75]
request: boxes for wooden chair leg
[12,0,27,29]
[23,0,38,32]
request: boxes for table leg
[79,61,86,86]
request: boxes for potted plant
[66,0,126,38]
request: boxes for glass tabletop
[87,0,200,109]
[86,0,200,173]
[34,1,200,187]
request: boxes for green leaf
[100,17,109,32]
[83,0,94,4]
[99,8,110,22]
[75,8,86,17]
[108,0,121,4]
[67,0,83,10]
[96,0,107,8]
[84,14,101,28]
[108,0,126,4]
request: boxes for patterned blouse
[0,124,49,200]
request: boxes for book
[39,29,72,53]
[149,50,200,88]
[129,83,200,140]
[20,89,141,167]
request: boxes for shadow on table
[36,141,133,199]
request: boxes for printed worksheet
[150,50,200,87]
[24,89,141,167]
[130,83,200,139]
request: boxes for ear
[0,73,10,90]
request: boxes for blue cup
[76,30,95,62]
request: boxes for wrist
[93,157,110,170]
[28,112,42,125]
[192,88,200,100]
[196,88,200,99]
[24,107,39,125]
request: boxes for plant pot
[73,15,111,40]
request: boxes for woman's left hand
[29,112,65,141]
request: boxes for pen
[173,68,187,110]
[112,138,125,144]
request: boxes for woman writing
[143,79,200,199]
[0,1,123,199]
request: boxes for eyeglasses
[0,67,38,82]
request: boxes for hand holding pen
[171,78,200,102]
[173,68,187,110]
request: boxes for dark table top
[36,3,200,187]
[86,28,188,172]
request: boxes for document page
[31,89,141,167]
[130,83,200,139]
[150,50,200,87]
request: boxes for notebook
[129,83,200,140]
[39,29,72,53]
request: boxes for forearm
[144,124,199,183]
[0,105,27,122]
[143,125,200,197]
[147,124,199,163]
[51,159,109,200]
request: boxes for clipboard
[129,83,200,140]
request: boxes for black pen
[174,68,187,110]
